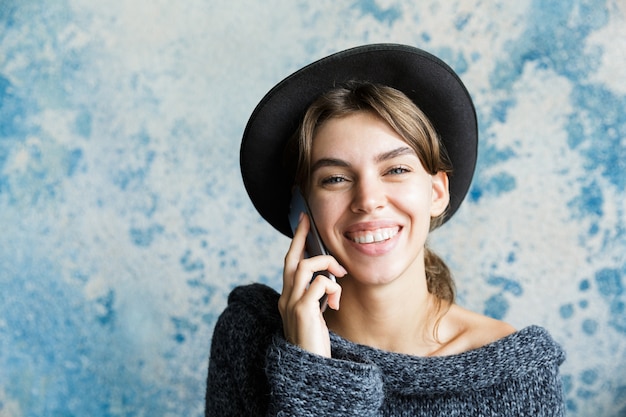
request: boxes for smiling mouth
[346,227,400,244]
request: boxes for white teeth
[351,228,398,244]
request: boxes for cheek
[394,178,429,202]
[308,197,344,240]
[394,186,434,221]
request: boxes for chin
[345,261,408,286]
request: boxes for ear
[430,171,450,217]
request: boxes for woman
[206,44,565,416]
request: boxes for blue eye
[387,166,410,175]
[321,176,346,185]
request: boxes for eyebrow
[310,146,415,173]
[375,146,415,163]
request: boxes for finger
[282,213,310,293]
[325,279,342,311]
[306,274,343,310]
[290,255,347,298]
[284,213,309,270]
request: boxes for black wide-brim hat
[240,43,478,238]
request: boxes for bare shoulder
[434,304,517,356]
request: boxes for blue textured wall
[1,1,625,416]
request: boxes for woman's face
[307,111,449,285]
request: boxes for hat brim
[240,43,478,238]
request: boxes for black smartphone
[288,187,337,311]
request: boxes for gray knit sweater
[205,284,566,416]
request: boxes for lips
[346,227,400,244]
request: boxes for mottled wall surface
[1,1,625,416]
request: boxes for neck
[324,271,446,356]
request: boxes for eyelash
[386,166,411,175]
[321,175,348,185]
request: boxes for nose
[350,177,386,214]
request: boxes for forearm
[265,335,384,416]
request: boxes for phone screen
[288,187,337,310]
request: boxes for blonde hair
[285,82,455,305]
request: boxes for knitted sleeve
[205,284,279,416]
[206,284,384,416]
[265,336,384,416]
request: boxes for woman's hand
[279,214,346,357]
